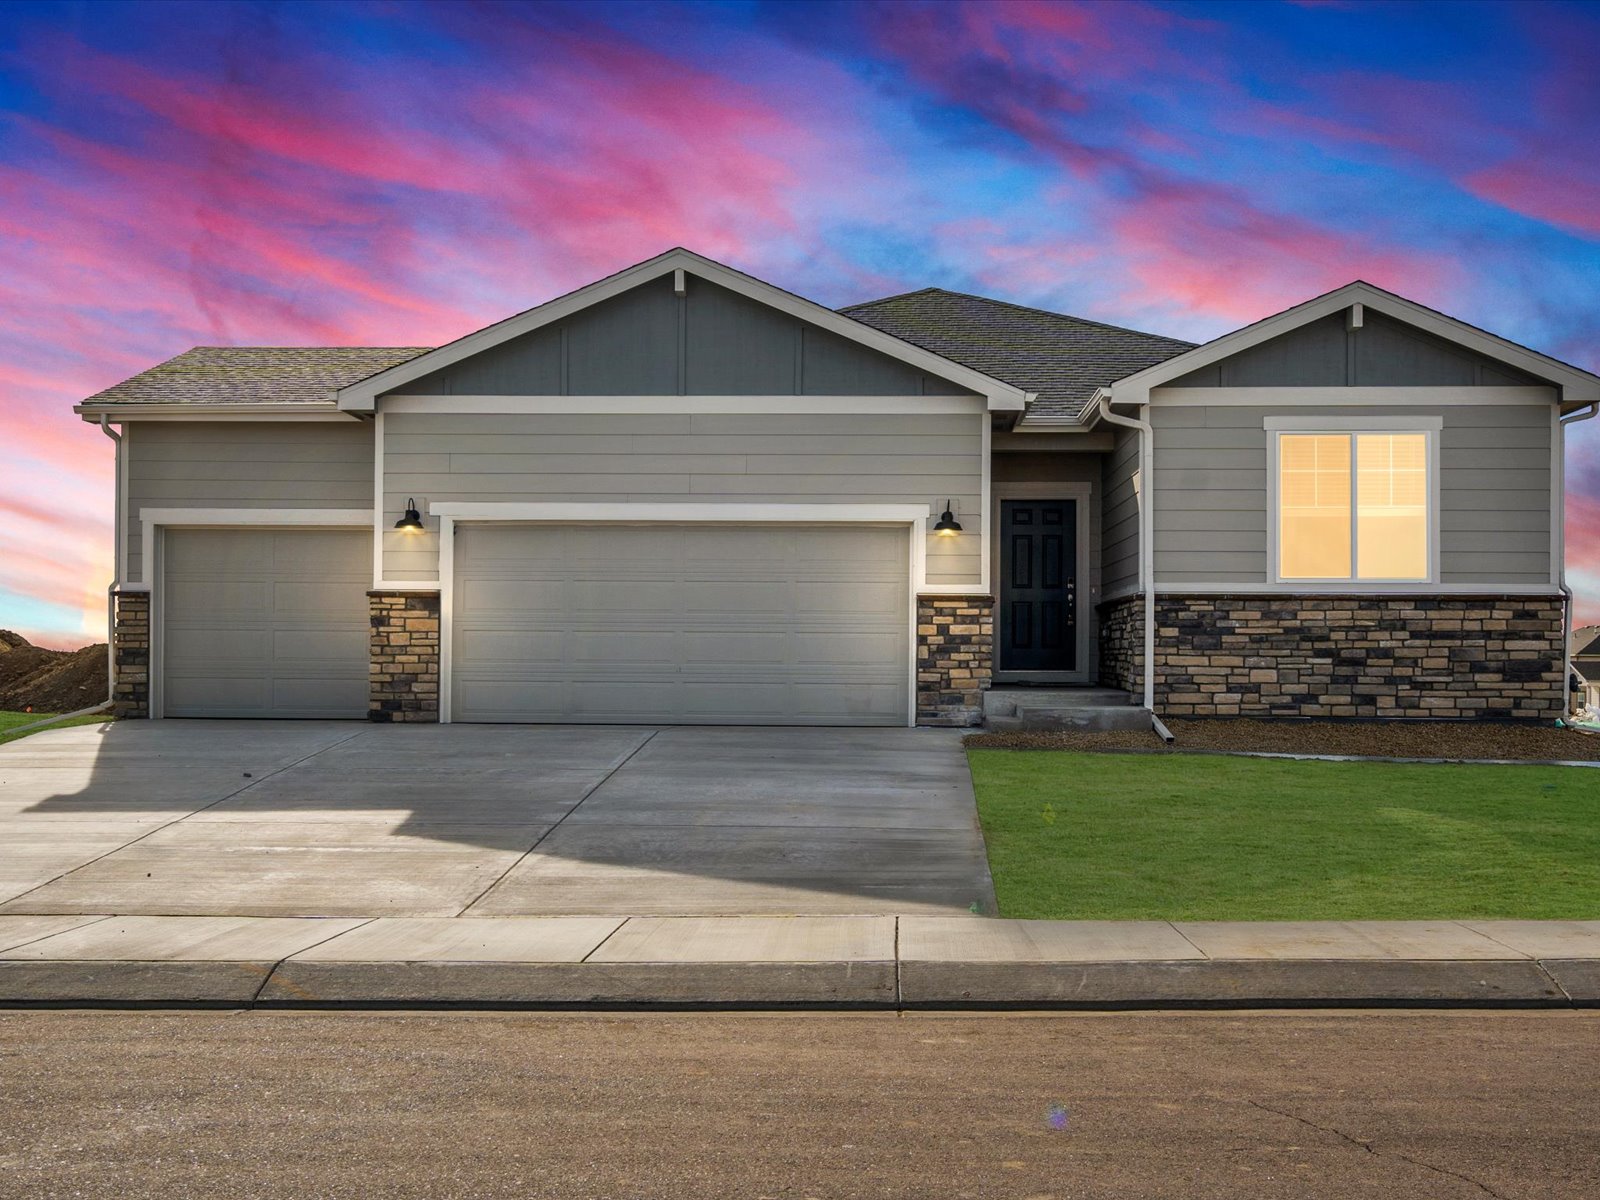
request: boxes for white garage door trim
[140,508,373,719]
[431,502,931,726]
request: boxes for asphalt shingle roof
[80,346,432,407]
[1574,627,1600,660]
[81,288,1192,420]
[841,288,1195,421]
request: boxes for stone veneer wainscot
[916,595,994,726]
[111,589,150,719]
[1100,594,1563,720]
[368,591,440,722]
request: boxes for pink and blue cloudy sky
[2,0,1598,647]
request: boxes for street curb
[258,960,897,1007]
[1,957,1595,1010]
[898,958,1572,1008]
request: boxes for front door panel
[1000,499,1076,673]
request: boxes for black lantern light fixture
[394,498,425,532]
[933,501,962,537]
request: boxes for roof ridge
[845,286,1194,347]
[838,286,943,311]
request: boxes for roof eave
[75,402,363,422]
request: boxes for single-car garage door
[161,527,369,718]
[451,524,910,725]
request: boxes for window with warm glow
[1276,432,1430,581]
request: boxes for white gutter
[1559,401,1599,715]
[1095,391,1156,712]
[98,416,121,703]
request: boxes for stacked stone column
[368,591,440,722]
[916,595,994,726]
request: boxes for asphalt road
[2,1010,1596,1199]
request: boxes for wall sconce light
[933,501,962,537]
[394,498,425,532]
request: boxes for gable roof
[334,248,1033,412]
[1575,626,1600,659]
[77,346,430,412]
[840,289,1194,423]
[1106,280,1600,408]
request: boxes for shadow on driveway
[0,721,995,918]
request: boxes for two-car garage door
[450,524,911,725]
[159,523,911,725]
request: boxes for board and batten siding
[1101,424,1142,597]
[125,422,374,582]
[1150,403,1553,586]
[382,411,985,587]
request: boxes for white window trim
[134,507,374,719]
[429,501,932,727]
[1264,417,1441,588]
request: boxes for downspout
[1096,392,1158,718]
[1559,402,1599,716]
[98,416,122,703]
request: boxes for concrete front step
[984,707,1154,733]
[982,688,1150,732]
[982,687,1135,716]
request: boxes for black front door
[1000,499,1077,673]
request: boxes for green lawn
[0,710,112,747]
[968,750,1600,921]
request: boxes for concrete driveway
[0,722,994,918]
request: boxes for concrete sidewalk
[2,914,1597,1009]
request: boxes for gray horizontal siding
[126,422,373,582]
[383,411,983,586]
[1101,424,1141,597]
[1151,404,1552,587]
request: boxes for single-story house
[75,248,1599,728]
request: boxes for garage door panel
[271,580,364,619]
[272,629,367,663]
[452,524,910,725]
[162,528,368,719]
[271,676,368,716]
[165,676,272,716]
[167,580,270,620]
[165,628,272,665]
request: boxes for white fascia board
[429,501,932,524]
[1106,281,1600,404]
[1153,386,1558,407]
[140,507,375,526]
[381,394,987,415]
[1011,417,1096,431]
[75,404,364,422]
[337,247,1030,412]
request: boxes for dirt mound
[0,632,108,713]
